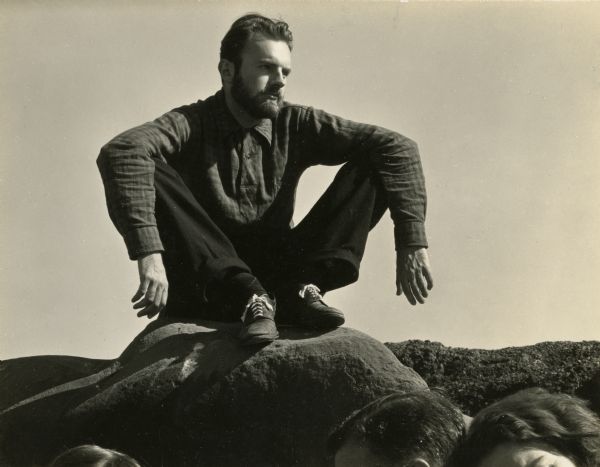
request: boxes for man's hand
[396,247,433,305]
[132,252,168,319]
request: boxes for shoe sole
[297,311,345,330]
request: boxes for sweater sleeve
[96,110,192,259]
[299,106,428,249]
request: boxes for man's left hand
[396,247,433,305]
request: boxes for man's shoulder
[280,101,312,114]
[277,101,314,128]
[165,92,224,131]
[170,94,214,117]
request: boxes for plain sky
[1,1,599,360]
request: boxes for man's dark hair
[454,388,600,467]
[49,444,141,467]
[327,390,466,466]
[220,13,293,69]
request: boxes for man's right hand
[132,252,168,319]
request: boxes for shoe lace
[241,294,273,322]
[298,284,323,302]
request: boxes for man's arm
[97,109,193,317]
[97,110,192,258]
[298,106,433,305]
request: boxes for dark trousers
[154,159,387,321]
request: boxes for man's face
[231,35,292,119]
[477,442,577,467]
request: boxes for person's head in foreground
[454,388,600,467]
[327,390,466,467]
[49,444,141,467]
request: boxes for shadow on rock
[1,318,425,467]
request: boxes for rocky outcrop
[386,340,600,415]
[4,323,598,467]
[0,320,425,467]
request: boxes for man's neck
[224,88,261,128]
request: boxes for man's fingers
[145,281,158,302]
[147,288,166,319]
[133,254,168,319]
[401,277,417,305]
[134,300,159,317]
[145,306,159,319]
[146,311,158,319]
[131,279,149,302]
[137,304,155,318]
[152,287,167,314]
[153,286,163,308]
[134,284,168,318]
[411,279,425,304]
[133,298,150,310]
[423,266,434,290]
[416,273,429,299]
[131,290,144,303]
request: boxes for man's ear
[406,459,431,467]
[218,59,235,85]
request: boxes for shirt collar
[253,119,273,145]
[214,89,273,146]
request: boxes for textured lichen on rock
[386,340,600,415]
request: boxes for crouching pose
[97,14,433,345]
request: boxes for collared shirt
[97,90,428,260]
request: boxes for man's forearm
[368,131,428,250]
[96,111,194,259]
[97,144,164,260]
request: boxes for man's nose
[270,69,285,88]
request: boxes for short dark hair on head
[220,13,293,68]
[49,444,141,467]
[327,390,466,466]
[454,388,600,467]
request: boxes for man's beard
[231,72,283,119]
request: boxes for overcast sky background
[1,1,599,360]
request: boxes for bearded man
[97,14,433,345]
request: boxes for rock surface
[0,319,425,467]
[386,340,600,415]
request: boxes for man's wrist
[136,251,163,262]
[393,223,428,251]
[397,245,426,253]
[124,226,164,260]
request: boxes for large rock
[0,319,426,467]
[386,340,600,415]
